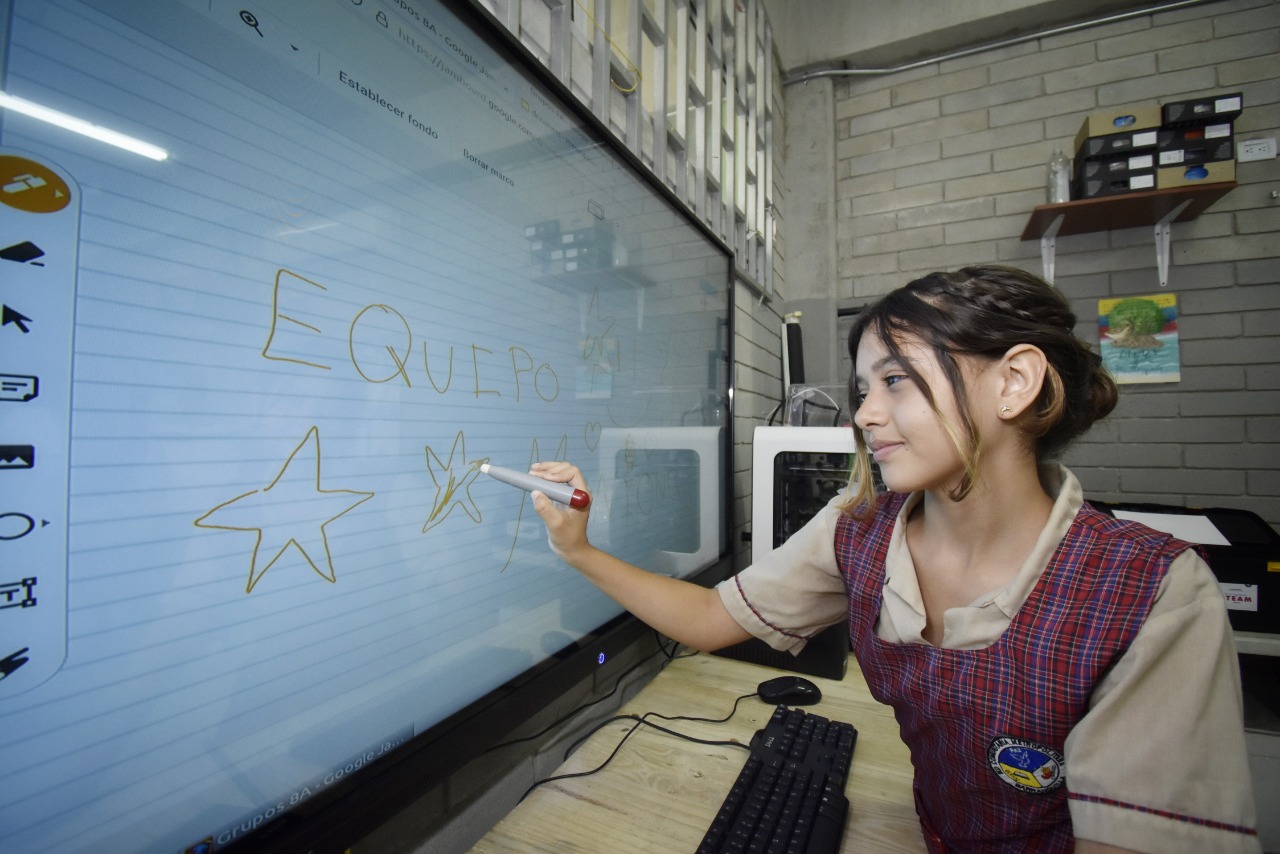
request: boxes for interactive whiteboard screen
[0,0,732,850]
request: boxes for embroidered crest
[987,736,1064,793]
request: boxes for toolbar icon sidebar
[0,150,79,695]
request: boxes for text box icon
[0,375,38,401]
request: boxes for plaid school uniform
[838,493,1185,853]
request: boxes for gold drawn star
[582,287,616,365]
[422,431,488,533]
[194,426,374,593]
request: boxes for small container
[1047,148,1071,204]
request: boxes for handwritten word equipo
[262,271,560,402]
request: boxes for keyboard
[695,704,858,854]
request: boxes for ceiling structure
[761,0,1207,75]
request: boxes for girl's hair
[841,264,1118,514]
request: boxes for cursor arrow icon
[2,305,33,333]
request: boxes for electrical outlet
[1238,138,1276,162]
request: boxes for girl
[530,265,1259,853]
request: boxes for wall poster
[1098,293,1181,384]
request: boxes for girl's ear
[995,344,1048,419]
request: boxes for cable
[485,632,680,754]
[520,692,759,803]
[787,386,843,426]
[571,0,642,93]
[661,641,700,663]
[643,691,758,727]
[782,0,1215,86]
[560,689,755,760]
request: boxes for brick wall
[824,0,1280,526]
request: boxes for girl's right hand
[529,460,592,562]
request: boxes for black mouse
[757,675,822,706]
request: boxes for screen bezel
[201,0,739,850]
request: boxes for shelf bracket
[1154,200,1192,288]
[1039,213,1064,284]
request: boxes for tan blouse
[718,466,1260,853]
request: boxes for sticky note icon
[0,375,38,402]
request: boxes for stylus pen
[480,463,591,509]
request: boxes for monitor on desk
[713,426,856,680]
[0,1,734,851]
[751,426,856,554]
[597,426,727,579]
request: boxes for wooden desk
[470,652,926,853]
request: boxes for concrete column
[782,75,837,301]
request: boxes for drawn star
[422,431,488,534]
[581,287,616,365]
[194,426,374,593]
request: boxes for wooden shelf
[1021,182,1237,240]
[1019,182,1236,286]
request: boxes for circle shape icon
[0,512,36,540]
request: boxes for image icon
[0,445,35,469]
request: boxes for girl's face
[852,329,969,496]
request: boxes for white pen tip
[480,463,491,474]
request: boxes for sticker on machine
[987,736,1064,794]
[1219,583,1259,612]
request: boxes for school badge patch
[987,736,1064,793]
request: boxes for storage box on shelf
[1071,93,1241,201]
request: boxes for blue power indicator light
[597,652,607,665]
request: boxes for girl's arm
[1064,550,1259,852]
[530,461,751,652]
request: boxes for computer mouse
[757,675,822,706]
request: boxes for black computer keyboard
[695,704,858,854]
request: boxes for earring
[1000,406,1013,415]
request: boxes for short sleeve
[1065,549,1261,853]
[716,493,849,654]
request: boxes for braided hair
[842,265,1117,512]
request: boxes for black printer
[1089,500,1280,635]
